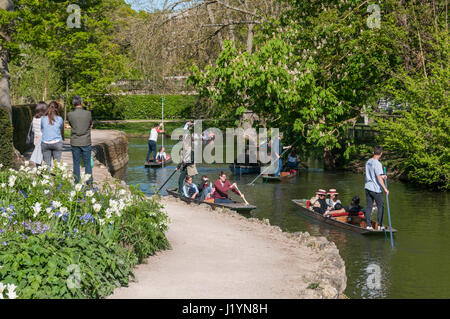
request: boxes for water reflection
[123,138,450,299]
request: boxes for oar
[156,167,178,194]
[232,183,249,205]
[248,135,302,186]
[384,166,394,248]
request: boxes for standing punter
[364,145,389,230]
[146,123,164,164]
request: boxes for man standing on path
[364,145,389,230]
[176,121,198,194]
[146,123,164,164]
[67,95,93,184]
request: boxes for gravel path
[109,197,346,299]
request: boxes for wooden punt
[229,164,261,175]
[144,157,173,168]
[262,171,297,182]
[291,199,398,235]
[166,188,256,214]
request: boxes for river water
[121,137,450,299]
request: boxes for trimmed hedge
[115,94,198,120]
[11,104,34,153]
[0,108,14,168]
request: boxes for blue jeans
[199,186,212,201]
[274,158,283,176]
[72,145,93,184]
[146,140,157,162]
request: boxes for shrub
[113,94,199,120]
[0,108,13,168]
[0,161,170,298]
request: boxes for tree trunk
[224,1,236,44]
[0,0,14,121]
[323,147,336,171]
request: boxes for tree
[0,0,15,120]
[189,0,399,169]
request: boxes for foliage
[114,94,199,120]
[4,0,134,111]
[0,108,14,168]
[377,63,449,190]
[0,161,170,298]
[0,232,137,299]
[189,1,398,160]
[11,105,33,153]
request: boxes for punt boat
[144,157,173,168]
[292,199,397,235]
[229,164,261,175]
[167,188,256,214]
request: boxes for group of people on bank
[28,95,94,184]
[308,146,389,231]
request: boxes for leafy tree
[189,0,399,169]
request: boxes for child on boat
[323,195,364,217]
[183,176,199,199]
[197,175,213,201]
[155,147,168,162]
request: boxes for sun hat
[328,189,339,195]
[316,189,327,196]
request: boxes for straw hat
[316,189,327,196]
[327,189,339,195]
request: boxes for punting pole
[156,168,177,194]
[384,166,394,248]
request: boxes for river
[120,137,450,299]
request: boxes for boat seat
[330,211,365,217]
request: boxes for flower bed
[0,161,170,299]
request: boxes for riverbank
[110,195,347,299]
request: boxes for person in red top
[212,171,245,204]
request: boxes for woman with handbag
[30,102,48,166]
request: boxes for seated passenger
[212,171,242,204]
[183,176,199,199]
[287,149,299,169]
[309,189,328,214]
[326,189,342,210]
[197,175,213,201]
[324,195,364,217]
[155,147,168,161]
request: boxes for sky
[125,0,164,12]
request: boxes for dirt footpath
[110,196,347,299]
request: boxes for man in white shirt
[364,146,389,230]
[146,123,164,163]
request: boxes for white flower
[119,189,126,196]
[93,204,102,213]
[44,190,50,195]
[75,184,82,192]
[46,207,52,214]
[53,201,62,209]
[70,191,76,198]
[8,175,16,187]
[0,163,3,169]
[40,179,49,186]
[6,283,17,299]
[0,282,5,297]
[60,207,68,215]
[0,183,5,188]
[98,218,104,225]
[24,161,30,167]
[91,198,96,204]
[32,202,42,217]
[86,190,94,197]
[105,208,113,219]
[32,180,37,187]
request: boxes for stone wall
[91,130,129,176]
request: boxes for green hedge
[0,108,13,168]
[115,94,199,120]
[11,105,33,153]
